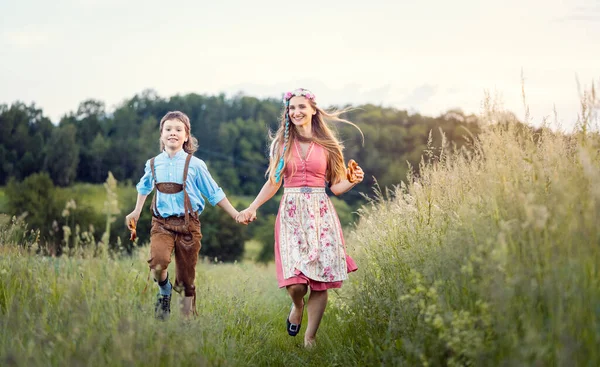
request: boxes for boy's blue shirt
[136,149,226,217]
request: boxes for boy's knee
[147,256,170,272]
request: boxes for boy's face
[161,119,188,152]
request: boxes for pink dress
[275,141,358,290]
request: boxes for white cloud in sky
[2,29,51,48]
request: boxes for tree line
[0,89,482,260]
[1,89,482,193]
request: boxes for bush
[197,197,249,263]
[5,173,60,238]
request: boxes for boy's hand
[125,211,140,229]
[234,211,249,225]
[125,211,140,241]
[128,218,137,241]
[235,211,247,224]
[236,208,257,224]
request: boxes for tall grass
[342,99,600,365]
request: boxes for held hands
[236,208,257,225]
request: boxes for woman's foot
[286,301,304,336]
[304,338,316,349]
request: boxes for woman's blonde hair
[266,89,364,185]
[159,111,199,154]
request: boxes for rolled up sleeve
[195,160,226,206]
[136,159,154,195]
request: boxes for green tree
[5,173,59,237]
[87,133,110,182]
[45,124,79,186]
[198,203,248,262]
[215,117,269,195]
[60,99,108,182]
[0,102,53,184]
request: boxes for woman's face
[288,96,316,128]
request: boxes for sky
[1,0,599,131]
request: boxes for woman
[238,88,364,348]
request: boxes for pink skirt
[274,188,358,291]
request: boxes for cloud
[222,80,394,108]
[554,14,600,22]
[445,87,461,95]
[553,3,600,22]
[361,85,393,103]
[399,84,438,108]
[2,29,50,48]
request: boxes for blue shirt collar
[160,149,188,160]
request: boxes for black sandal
[286,301,304,336]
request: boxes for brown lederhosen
[147,154,203,303]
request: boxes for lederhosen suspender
[149,153,196,228]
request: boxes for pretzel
[346,159,359,183]
[129,218,137,241]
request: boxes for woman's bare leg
[286,284,308,324]
[304,290,328,347]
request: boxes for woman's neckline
[294,140,315,161]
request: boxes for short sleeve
[193,159,226,206]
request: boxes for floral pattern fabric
[278,190,348,282]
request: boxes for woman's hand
[236,208,257,224]
[353,165,364,183]
[331,163,365,196]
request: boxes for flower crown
[283,88,316,105]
